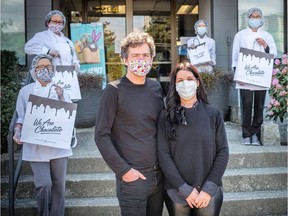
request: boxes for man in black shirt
[95,32,164,216]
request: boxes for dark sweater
[157,101,229,198]
[95,76,164,178]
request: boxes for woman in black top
[157,62,229,216]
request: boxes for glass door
[60,0,127,82]
[133,0,171,95]
[87,1,127,82]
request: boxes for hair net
[247,7,263,18]
[247,7,264,28]
[45,10,66,27]
[194,20,208,31]
[30,54,53,81]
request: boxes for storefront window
[238,0,285,57]
[132,0,171,94]
[60,0,127,82]
[88,1,126,82]
[1,0,25,64]
[176,1,198,63]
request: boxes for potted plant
[266,54,287,145]
[74,73,103,128]
[201,68,233,120]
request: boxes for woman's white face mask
[176,80,197,100]
[197,27,207,36]
[248,18,262,29]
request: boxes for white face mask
[197,27,207,36]
[176,80,197,100]
[248,18,262,29]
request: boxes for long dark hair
[163,61,208,139]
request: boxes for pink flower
[279,91,287,96]
[272,78,279,86]
[282,67,287,75]
[274,100,281,107]
[267,111,274,116]
[272,68,279,75]
[268,53,288,121]
[282,54,288,65]
[270,98,275,104]
[274,59,281,66]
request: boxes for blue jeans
[116,167,164,216]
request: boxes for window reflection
[1,0,25,64]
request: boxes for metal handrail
[8,72,32,216]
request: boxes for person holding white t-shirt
[232,7,277,146]
[187,20,216,73]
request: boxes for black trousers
[165,187,223,216]
[240,89,266,138]
[116,168,164,216]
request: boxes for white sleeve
[231,33,241,69]
[210,39,216,65]
[66,39,80,68]
[15,89,28,124]
[24,32,50,55]
[266,33,277,57]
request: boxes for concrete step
[1,167,287,199]
[1,122,287,216]
[1,123,286,176]
[1,190,287,216]
[1,144,287,176]
[222,167,287,192]
[221,190,287,216]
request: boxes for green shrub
[1,50,26,153]
[201,68,233,91]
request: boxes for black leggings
[165,187,223,216]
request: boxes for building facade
[1,0,287,121]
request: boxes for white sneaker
[71,127,77,148]
[242,137,251,145]
[251,134,260,146]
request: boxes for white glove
[13,127,23,144]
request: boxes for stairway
[1,122,287,216]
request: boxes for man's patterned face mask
[128,60,152,77]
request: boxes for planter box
[75,87,102,128]
[206,79,230,119]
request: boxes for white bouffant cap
[45,10,66,27]
[247,7,263,18]
[194,20,208,31]
[30,54,53,81]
